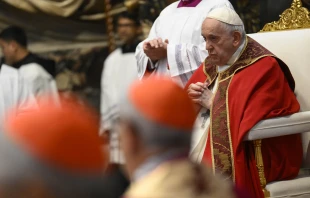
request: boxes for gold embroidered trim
[260,0,310,32]
[225,76,235,182]
[203,61,212,83]
[210,80,219,174]
[203,59,218,86]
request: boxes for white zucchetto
[207,7,243,26]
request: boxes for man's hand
[187,82,214,109]
[143,38,169,62]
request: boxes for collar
[177,0,202,8]
[0,54,34,70]
[133,150,188,182]
[11,53,35,69]
[1,53,56,77]
[217,40,246,73]
[121,40,141,54]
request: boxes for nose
[118,27,127,35]
[205,41,213,52]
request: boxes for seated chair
[246,0,310,197]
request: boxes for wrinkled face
[0,39,16,65]
[117,18,140,45]
[201,18,240,66]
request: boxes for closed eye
[209,35,217,41]
[207,35,219,43]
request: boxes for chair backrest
[248,29,310,168]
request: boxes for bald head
[201,7,245,66]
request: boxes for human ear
[232,31,242,47]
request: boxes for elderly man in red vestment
[186,7,303,198]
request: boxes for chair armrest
[243,111,310,141]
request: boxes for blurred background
[0,0,309,111]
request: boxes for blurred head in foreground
[0,99,108,198]
[118,77,236,198]
[118,77,197,176]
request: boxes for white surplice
[18,63,59,104]
[135,0,233,86]
[0,65,34,124]
[0,63,59,125]
[100,48,138,164]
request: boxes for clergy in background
[0,26,59,122]
[186,7,302,198]
[119,77,237,198]
[100,11,142,164]
[0,64,36,123]
[135,0,233,86]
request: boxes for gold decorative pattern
[203,60,218,86]
[261,0,310,31]
[254,140,270,197]
[210,78,234,180]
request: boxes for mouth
[206,55,219,64]
[208,54,217,58]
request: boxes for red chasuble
[185,37,303,198]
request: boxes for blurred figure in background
[118,77,236,198]
[0,26,59,104]
[135,0,233,86]
[0,99,128,198]
[0,62,36,124]
[100,11,142,164]
[0,26,56,77]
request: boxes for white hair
[220,22,246,41]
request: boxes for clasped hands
[187,82,214,110]
[143,38,169,62]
